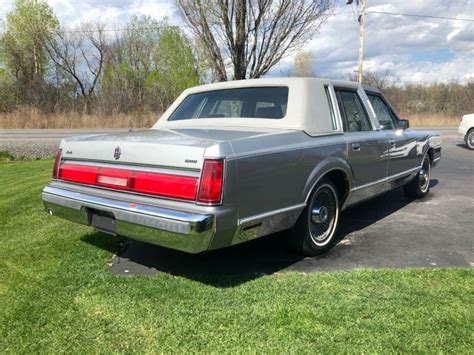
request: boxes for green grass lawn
[0,160,473,352]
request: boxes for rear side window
[169,87,288,121]
[335,89,372,132]
[366,94,396,130]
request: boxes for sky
[0,0,473,84]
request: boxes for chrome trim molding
[61,157,201,173]
[238,203,306,225]
[43,186,210,227]
[62,159,201,177]
[351,166,420,192]
[50,180,198,205]
[234,204,305,244]
[42,185,215,253]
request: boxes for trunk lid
[60,127,287,170]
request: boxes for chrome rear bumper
[42,186,215,253]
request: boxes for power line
[26,9,474,34]
[61,25,191,33]
[365,11,474,23]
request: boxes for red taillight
[52,149,62,179]
[57,163,198,201]
[198,159,224,204]
[133,171,198,200]
[59,164,97,185]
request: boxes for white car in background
[459,114,474,150]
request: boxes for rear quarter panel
[229,132,350,220]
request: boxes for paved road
[3,128,472,277]
[103,128,473,278]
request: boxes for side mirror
[398,119,409,130]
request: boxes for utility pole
[357,0,366,83]
[347,0,366,83]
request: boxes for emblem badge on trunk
[114,146,121,160]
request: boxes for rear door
[334,87,389,189]
[365,91,417,177]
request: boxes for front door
[365,92,417,177]
[334,88,389,193]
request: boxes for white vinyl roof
[153,77,360,135]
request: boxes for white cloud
[0,0,177,29]
[1,0,473,83]
[273,0,474,83]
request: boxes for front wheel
[291,178,340,256]
[465,129,474,150]
[404,154,432,198]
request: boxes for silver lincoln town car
[42,78,442,256]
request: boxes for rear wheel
[291,178,340,256]
[465,129,474,150]
[404,154,431,198]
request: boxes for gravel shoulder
[0,129,128,159]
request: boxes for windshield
[168,87,288,121]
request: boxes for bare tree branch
[175,0,333,80]
[45,22,108,111]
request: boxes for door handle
[351,143,361,151]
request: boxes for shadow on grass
[81,183,439,288]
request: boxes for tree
[2,0,58,81]
[293,50,315,77]
[101,16,162,113]
[175,0,333,81]
[1,0,58,103]
[46,22,107,113]
[100,16,200,114]
[151,26,201,111]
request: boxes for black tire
[465,129,474,150]
[291,178,340,256]
[404,154,432,198]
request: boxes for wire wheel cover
[309,186,337,244]
[419,157,431,192]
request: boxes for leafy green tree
[101,16,162,113]
[1,0,59,84]
[151,25,201,111]
[101,16,200,114]
[0,68,17,111]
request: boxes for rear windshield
[168,87,288,121]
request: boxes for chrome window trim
[324,85,342,132]
[328,85,345,132]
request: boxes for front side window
[168,87,288,121]
[335,89,372,132]
[367,93,396,130]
